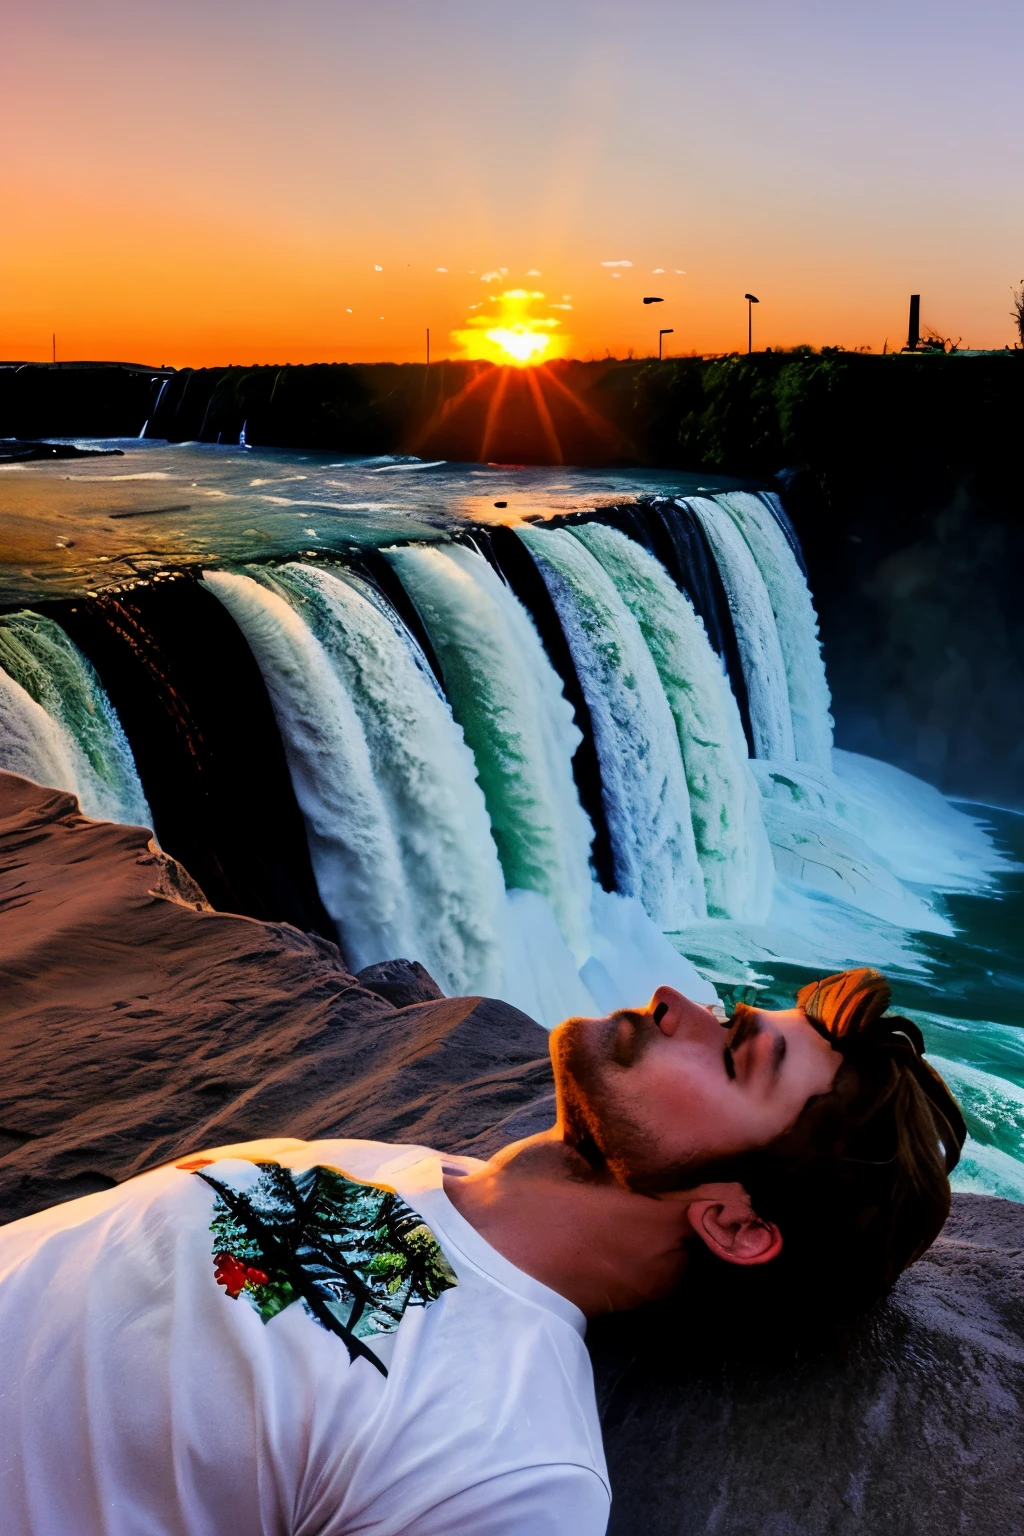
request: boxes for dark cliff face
[786,474,1024,807]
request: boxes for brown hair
[688,968,967,1340]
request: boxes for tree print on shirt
[191,1160,458,1377]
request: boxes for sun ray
[408,363,496,454]
[524,369,564,465]
[538,365,627,448]
[479,367,512,463]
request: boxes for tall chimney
[907,295,920,352]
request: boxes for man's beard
[550,1009,663,1183]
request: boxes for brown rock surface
[0,771,550,1224]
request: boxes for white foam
[831,749,1011,889]
[497,882,718,1030]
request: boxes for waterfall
[517,525,707,929]
[0,667,81,800]
[717,491,833,766]
[569,523,772,923]
[385,542,596,962]
[685,497,796,760]
[202,568,486,983]
[0,612,151,826]
[254,561,506,995]
[137,420,149,439]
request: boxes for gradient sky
[4,0,1024,364]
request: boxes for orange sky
[4,1,1024,366]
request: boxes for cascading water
[202,568,459,982]
[568,522,772,923]
[249,561,506,996]
[0,612,150,826]
[385,542,597,963]
[516,525,706,928]
[685,496,796,760]
[717,491,833,767]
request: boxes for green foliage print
[194,1160,457,1377]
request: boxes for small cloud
[374,264,383,271]
[481,270,503,282]
[612,272,621,278]
[550,303,572,310]
[675,269,686,274]
[653,268,665,274]
[527,268,541,276]
[601,259,633,268]
[562,294,572,301]
[346,308,353,313]
[436,266,448,273]
[380,315,385,320]
[499,267,508,274]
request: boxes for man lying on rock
[0,967,965,1536]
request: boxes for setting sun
[451,289,569,367]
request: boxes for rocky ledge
[0,770,1021,1533]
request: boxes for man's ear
[686,1183,783,1268]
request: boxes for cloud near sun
[451,289,569,366]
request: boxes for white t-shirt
[0,1137,610,1535]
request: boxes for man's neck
[443,1130,694,1317]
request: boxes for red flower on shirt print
[213,1251,270,1299]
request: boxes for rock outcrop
[0,772,549,1224]
[1,769,1021,1533]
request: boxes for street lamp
[659,328,674,360]
[744,293,759,355]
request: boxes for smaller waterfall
[0,667,82,801]
[260,561,506,995]
[137,420,149,439]
[0,612,151,826]
[717,491,833,767]
[569,523,772,923]
[685,497,796,761]
[386,542,596,962]
[518,524,707,929]
[203,569,431,978]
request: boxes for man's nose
[650,986,687,1036]
[650,986,726,1039]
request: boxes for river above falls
[0,438,746,607]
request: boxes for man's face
[549,987,841,1188]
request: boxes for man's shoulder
[171,1135,488,1187]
